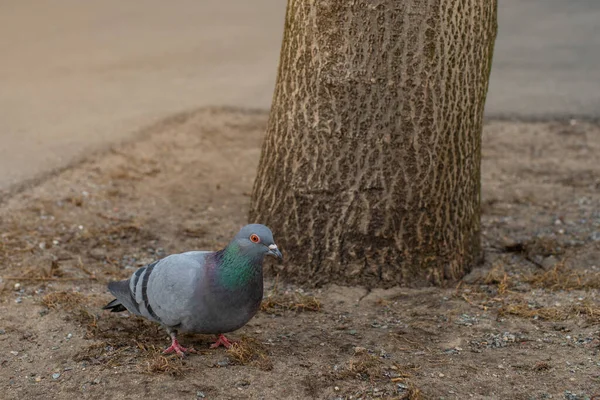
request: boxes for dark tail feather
[103,298,127,313]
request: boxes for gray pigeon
[103,224,282,356]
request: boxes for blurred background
[0,0,598,192]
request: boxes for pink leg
[210,334,234,349]
[163,336,196,357]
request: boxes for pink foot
[210,334,234,349]
[163,337,196,357]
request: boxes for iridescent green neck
[216,242,262,290]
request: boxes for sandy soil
[0,108,599,400]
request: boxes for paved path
[1,1,598,192]
[487,0,600,118]
[0,1,286,191]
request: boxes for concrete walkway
[487,0,600,118]
[0,1,286,191]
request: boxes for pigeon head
[233,224,283,260]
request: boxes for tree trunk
[250,0,497,287]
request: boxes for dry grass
[142,352,191,376]
[499,303,565,321]
[261,291,321,314]
[338,349,383,382]
[41,291,87,310]
[525,261,600,290]
[47,297,100,338]
[398,383,425,400]
[533,361,552,372]
[483,264,511,295]
[390,363,424,400]
[499,300,600,323]
[226,337,273,371]
[335,350,425,398]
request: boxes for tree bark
[250,0,497,287]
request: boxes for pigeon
[102,224,282,356]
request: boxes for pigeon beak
[267,244,283,260]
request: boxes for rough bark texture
[250,0,498,287]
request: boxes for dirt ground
[0,108,599,400]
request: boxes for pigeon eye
[250,234,260,243]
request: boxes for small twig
[3,276,96,281]
[76,256,95,277]
[454,280,464,294]
[96,212,133,222]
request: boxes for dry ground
[0,108,599,400]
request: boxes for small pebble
[0,329,6,335]
[439,373,445,377]
[52,373,61,380]
[196,392,206,398]
[217,359,229,367]
[15,297,22,304]
[66,333,73,340]
[10,351,18,356]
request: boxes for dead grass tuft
[525,261,600,290]
[42,291,87,310]
[484,264,511,295]
[499,303,566,321]
[398,383,425,400]
[499,300,600,323]
[533,361,552,372]
[338,350,383,382]
[227,337,272,371]
[142,352,191,376]
[390,363,424,399]
[261,291,321,314]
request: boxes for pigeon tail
[104,280,140,315]
[102,298,127,312]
